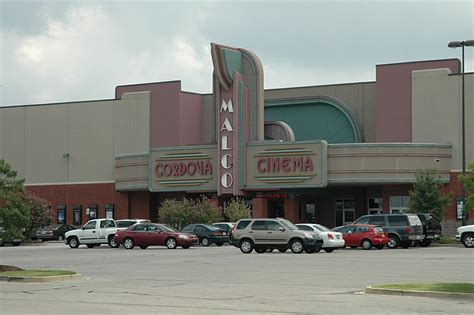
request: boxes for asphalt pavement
[1,243,473,314]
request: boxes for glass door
[335,199,355,226]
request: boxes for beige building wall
[412,70,473,170]
[264,82,377,142]
[0,91,150,184]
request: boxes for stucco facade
[1,44,472,234]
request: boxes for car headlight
[304,233,314,239]
[178,234,189,239]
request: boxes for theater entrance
[268,200,285,218]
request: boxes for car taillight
[327,234,334,240]
[213,231,222,236]
[405,227,413,234]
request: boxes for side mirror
[278,226,285,232]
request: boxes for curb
[0,273,81,282]
[365,286,474,300]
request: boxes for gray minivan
[353,214,424,249]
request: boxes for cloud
[1,1,473,106]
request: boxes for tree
[409,169,451,221]
[458,162,474,214]
[224,198,251,222]
[23,190,51,240]
[158,196,220,230]
[0,159,30,240]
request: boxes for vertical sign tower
[211,43,265,196]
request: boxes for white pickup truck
[65,219,119,248]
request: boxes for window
[337,226,354,233]
[251,221,267,230]
[195,225,207,233]
[105,204,114,219]
[298,225,313,231]
[182,225,194,232]
[57,205,66,224]
[88,205,98,220]
[267,221,282,231]
[354,226,369,233]
[387,215,408,226]
[132,224,146,231]
[368,216,385,226]
[355,216,370,224]
[117,221,136,228]
[100,220,115,228]
[368,198,383,215]
[389,196,410,214]
[73,205,82,225]
[146,225,160,232]
[237,220,251,230]
[83,221,96,230]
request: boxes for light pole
[448,39,474,226]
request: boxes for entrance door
[336,199,355,226]
[305,203,317,223]
[268,200,284,218]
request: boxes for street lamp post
[448,39,474,226]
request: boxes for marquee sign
[149,146,217,192]
[246,141,328,189]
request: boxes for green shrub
[224,198,251,222]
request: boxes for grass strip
[374,283,474,294]
[0,270,76,277]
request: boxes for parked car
[0,220,22,246]
[116,219,151,230]
[212,222,235,234]
[296,223,345,252]
[65,218,118,248]
[352,214,424,249]
[35,224,76,241]
[114,223,198,249]
[333,224,388,250]
[230,218,323,254]
[415,213,442,247]
[181,224,229,246]
[456,225,474,248]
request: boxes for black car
[353,214,424,249]
[35,224,77,241]
[181,224,229,246]
[416,213,442,247]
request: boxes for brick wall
[27,183,129,226]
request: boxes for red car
[114,223,198,249]
[333,224,388,250]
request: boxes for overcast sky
[1,0,473,106]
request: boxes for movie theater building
[1,43,472,234]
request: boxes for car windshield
[279,219,298,230]
[160,224,178,232]
[312,224,330,232]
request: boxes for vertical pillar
[252,194,268,218]
[284,198,300,223]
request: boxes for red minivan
[333,224,388,250]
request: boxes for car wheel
[140,245,148,249]
[255,247,266,253]
[324,248,335,253]
[362,239,372,250]
[278,248,287,253]
[387,235,400,249]
[290,239,304,254]
[200,237,210,247]
[182,245,190,249]
[462,233,474,248]
[375,245,385,250]
[401,241,410,249]
[108,236,119,248]
[420,239,432,247]
[68,237,79,248]
[123,237,134,249]
[86,244,95,248]
[58,235,64,241]
[314,247,322,253]
[239,239,254,254]
[266,248,274,252]
[305,248,315,253]
[216,242,223,246]
[166,238,177,249]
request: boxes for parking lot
[1,243,473,314]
